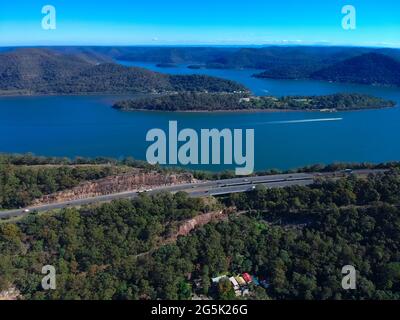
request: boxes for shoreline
[114,105,396,114]
[0,91,152,98]
[1,92,396,114]
[252,75,400,89]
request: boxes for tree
[218,278,235,300]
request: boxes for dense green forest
[311,53,400,86]
[106,46,400,70]
[2,47,400,96]
[1,169,400,300]
[255,53,400,87]
[0,49,246,96]
[113,92,248,111]
[102,45,400,87]
[113,92,395,112]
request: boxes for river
[0,61,399,171]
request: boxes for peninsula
[0,48,247,96]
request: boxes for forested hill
[311,53,400,86]
[0,48,247,96]
[99,46,400,69]
[255,53,400,87]
[113,92,396,112]
[2,167,400,300]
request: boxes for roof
[242,273,252,283]
[229,277,239,287]
[212,275,227,283]
[235,276,246,286]
[252,276,260,286]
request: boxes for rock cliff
[33,170,195,205]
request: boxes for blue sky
[0,0,399,47]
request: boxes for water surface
[1,63,399,171]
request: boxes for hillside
[3,47,400,93]
[0,49,247,96]
[255,52,400,86]
[1,164,400,300]
[94,45,400,69]
[311,53,400,86]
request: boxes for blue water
[0,62,399,171]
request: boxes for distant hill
[310,53,400,86]
[3,47,400,94]
[37,46,400,70]
[113,47,237,64]
[205,46,372,70]
[255,52,400,86]
[0,48,247,96]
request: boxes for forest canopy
[113,92,396,112]
[0,49,247,96]
[1,169,400,300]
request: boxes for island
[112,92,396,112]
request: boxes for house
[235,276,246,286]
[229,277,240,290]
[242,288,250,296]
[212,275,227,284]
[242,273,252,283]
[239,97,251,103]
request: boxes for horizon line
[1,43,400,49]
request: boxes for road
[0,169,385,219]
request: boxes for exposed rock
[0,287,20,300]
[176,210,225,237]
[33,170,195,205]
[168,207,236,242]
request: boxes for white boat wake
[265,118,343,125]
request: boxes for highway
[0,169,385,219]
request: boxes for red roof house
[242,273,252,283]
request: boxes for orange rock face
[33,170,195,205]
